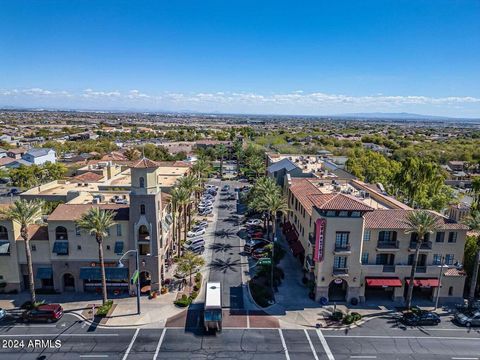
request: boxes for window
[75,226,81,236]
[445,254,454,265]
[379,231,396,242]
[114,241,124,254]
[52,241,69,255]
[432,254,442,265]
[0,241,10,255]
[361,252,369,264]
[448,232,457,243]
[335,232,349,247]
[140,204,146,215]
[139,177,145,188]
[363,230,371,242]
[326,211,336,217]
[334,256,347,268]
[351,211,361,217]
[436,232,445,243]
[0,226,8,240]
[106,245,111,250]
[77,245,82,250]
[338,211,348,217]
[55,226,68,240]
[411,232,430,242]
[31,244,36,251]
[448,286,454,296]
[116,224,122,236]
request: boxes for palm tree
[177,250,205,286]
[178,175,201,226]
[464,211,480,304]
[215,144,228,177]
[1,199,44,303]
[170,187,189,256]
[403,210,438,309]
[77,208,115,305]
[257,192,289,242]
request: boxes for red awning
[291,241,305,256]
[366,278,402,287]
[286,231,298,243]
[405,278,439,287]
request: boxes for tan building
[0,158,181,296]
[282,176,468,305]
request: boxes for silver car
[454,311,480,327]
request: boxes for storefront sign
[314,218,326,262]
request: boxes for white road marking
[316,328,335,360]
[350,357,377,359]
[303,329,319,360]
[278,329,291,360]
[122,328,139,360]
[0,333,119,337]
[153,328,167,360]
[325,334,480,341]
[80,356,109,358]
[451,358,479,360]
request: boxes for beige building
[0,158,183,296]
[283,176,468,305]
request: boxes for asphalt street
[1,315,480,359]
[207,179,246,310]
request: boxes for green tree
[464,211,480,303]
[177,250,205,286]
[215,145,228,177]
[170,187,189,256]
[1,200,44,303]
[403,211,439,309]
[76,208,116,305]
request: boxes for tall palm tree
[1,199,44,303]
[77,208,115,305]
[404,210,438,309]
[170,187,189,256]
[464,211,480,304]
[178,175,201,226]
[177,250,205,286]
[215,144,228,177]
[257,192,289,242]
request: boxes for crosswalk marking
[122,328,139,360]
[304,329,319,360]
[278,329,291,360]
[316,328,335,360]
[153,328,167,360]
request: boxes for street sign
[131,270,139,285]
[257,258,271,266]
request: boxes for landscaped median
[174,271,203,307]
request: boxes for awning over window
[114,241,124,255]
[80,267,128,281]
[405,278,439,287]
[366,277,402,287]
[291,241,305,256]
[36,267,53,279]
[0,240,10,254]
[52,241,69,255]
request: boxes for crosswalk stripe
[316,328,335,360]
[122,328,139,360]
[278,328,291,360]
[304,329,319,360]
[153,328,167,360]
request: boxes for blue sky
[1,0,479,116]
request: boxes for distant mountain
[331,112,477,121]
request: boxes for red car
[251,248,269,259]
[249,231,264,238]
[22,304,64,323]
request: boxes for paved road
[207,179,246,310]
[2,315,480,359]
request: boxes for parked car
[251,248,270,260]
[200,200,213,206]
[199,209,213,216]
[187,228,206,237]
[221,185,230,192]
[244,239,269,253]
[195,221,209,228]
[454,311,480,327]
[0,308,6,321]
[22,304,64,323]
[401,311,440,326]
[246,219,262,226]
[190,244,205,254]
[184,238,206,250]
[249,231,264,239]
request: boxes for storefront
[365,277,402,301]
[405,278,439,301]
[80,267,129,294]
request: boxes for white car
[187,228,206,237]
[246,219,262,226]
[0,308,6,321]
[199,209,213,216]
[195,221,208,228]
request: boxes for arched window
[139,177,145,188]
[448,286,454,296]
[55,226,68,240]
[0,226,8,240]
[140,204,146,215]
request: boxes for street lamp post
[118,249,141,315]
[434,256,448,311]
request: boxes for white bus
[204,282,222,332]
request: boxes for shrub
[331,310,343,321]
[343,314,354,325]
[194,272,202,283]
[174,294,192,307]
[193,284,200,292]
[190,291,198,299]
[351,312,362,322]
[96,300,114,317]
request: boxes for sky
[1,0,479,117]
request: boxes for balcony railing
[332,267,349,275]
[382,265,396,273]
[409,241,432,251]
[416,266,427,273]
[377,241,399,250]
[334,244,351,253]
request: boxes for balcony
[408,241,432,251]
[376,241,400,251]
[415,266,427,273]
[332,267,349,276]
[382,265,396,273]
[334,244,351,254]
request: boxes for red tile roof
[0,157,16,166]
[310,193,374,212]
[289,179,323,216]
[364,209,469,230]
[101,151,128,161]
[16,224,49,241]
[130,158,159,169]
[48,204,129,221]
[71,172,104,183]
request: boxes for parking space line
[316,328,335,360]
[350,356,377,359]
[153,328,166,360]
[278,329,291,360]
[303,329,319,360]
[324,334,480,340]
[79,356,109,358]
[121,328,139,360]
[451,358,479,360]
